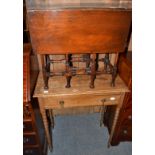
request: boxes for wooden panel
[28,10,131,54]
[118,53,132,88]
[23,134,37,145]
[23,44,31,102]
[23,121,34,132]
[23,43,47,155]
[119,125,132,140]
[104,52,132,145]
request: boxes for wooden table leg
[100,99,107,127]
[40,54,49,91]
[100,105,107,127]
[49,109,54,129]
[108,93,125,147]
[90,54,97,88]
[111,53,119,87]
[38,99,53,152]
[108,106,120,148]
[65,54,72,88]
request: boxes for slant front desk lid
[26,0,132,10]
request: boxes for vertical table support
[38,98,53,152]
[49,109,55,129]
[65,54,73,88]
[108,93,125,147]
[111,53,119,87]
[40,55,49,91]
[90,54,97,88]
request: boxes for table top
[26,0,132,11]
[34,72,129,98]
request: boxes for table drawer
[23,121,33,132]
[44,94,121,109]
[23,135,37,145]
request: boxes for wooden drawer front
[23,103,32,119]
[44,94,121,109]
[123,94,132,111]
[120,107,132,124]
[120,115,132,127]
[23,135,36,145]
[23,121,33,132]
[118,55,132,87]
[23,148,40,155]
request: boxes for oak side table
[33,73,128,151]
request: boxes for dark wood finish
[23,134,37,145]
[23,44,31,102]
[104,52,132,145]
[27,10,131,54]
[23,121,33,132]
[41,53,120,90]
[26,0,131,90]
[23,44,47,155]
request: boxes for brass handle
[59,100,64,107]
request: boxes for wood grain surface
[34,73,129,97]
[28,10,131,54]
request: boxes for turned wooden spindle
[90,54,97,88]
[111,53,119,87]
[103,53,110,73]
[65,54,72,88]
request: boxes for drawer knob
[123,130,128,134]
[128,115,132,120]
[59,100,64,107]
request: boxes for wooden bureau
[23,44,47,155]
[104,52,132,145]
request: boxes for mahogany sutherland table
[26,0,132,90]
[33,73,128,151]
